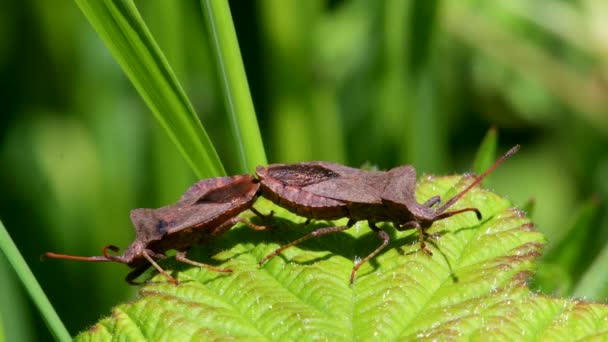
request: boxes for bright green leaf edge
[75,175,608,341]
[74,0,225,178]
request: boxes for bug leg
[250,207,274,220]
[395,221,416,232]
[233,217,272,231]
[258,219,356,266]
[141,250,178,284]
[102,244,120,257]
[398,221,433,256]
[423,196,441,208]
[350,223,390,285]
[207,217,270,239]
[101,244,130,263]
[425,231,442,241]
[175,251,233,273]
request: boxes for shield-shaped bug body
[45,175,267,284]
[256,146,520,284]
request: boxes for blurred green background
[1,0,608,340]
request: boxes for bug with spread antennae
[256,145,520,284]
[44,175,268,284]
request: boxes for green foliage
[0,222,70,341]
[533,197,601,297]
[575,239,608,299]
[0,259,31,342]
[75,177,608,340]
[472,127,497,179]
[201,0,267,173]
[2,0,608,339]
[74,0,224,178]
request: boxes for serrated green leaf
[76,176,608,340]
[74,0,225,178]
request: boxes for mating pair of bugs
[45,145,520,285]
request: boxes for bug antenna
[42,244,125,263]
[42,252,111,263]
[436,145,520,214]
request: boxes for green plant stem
[0,222,71,342]
[201,0,267,173]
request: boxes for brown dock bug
[256,145,520,284]
[44,175,267,284]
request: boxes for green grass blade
[201,0,267,173]
[521,197,536,217]
[0,259,34,342]
[544,197,599,275]
[472,127,497,178]
[0,221,71,342]
[533,197,599,296]
[573,241,608,299]
[74,0,225,178]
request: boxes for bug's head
[44,209,159,266]
[129,208,167,239]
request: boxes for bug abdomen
[259,182,348,219]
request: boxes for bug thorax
[385,198,438,227]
